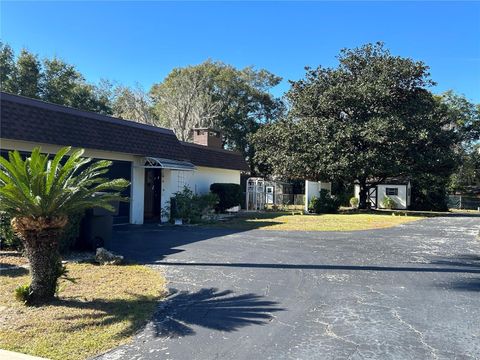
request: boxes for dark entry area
[144,168,162,221]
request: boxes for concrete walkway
[99,215,480,360]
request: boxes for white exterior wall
[161,166,241,221]
[354,183,409,210]
[354,184,360,199]
[304,180,332,213]
[377,184,408,210]
[130,159,145,224]
[1,139,243,224]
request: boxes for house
[354,178,411,210]
[0,92,249,224]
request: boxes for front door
[144,168,162,221]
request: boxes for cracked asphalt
[98,215,480,360]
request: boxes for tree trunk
[11,217,67,304]
[358,179,369,210]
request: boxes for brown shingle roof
[181,141,249,172]
[0,92,187,161]
[0,92,249,171]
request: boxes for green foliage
[209,183,243,212]
[58,213,84,253]
[12,49,42,98]
[150,60,284,173]
[349,197,359,208]
[0,147,129,218]
[0,211,83,252]
[167,186,219,223]
[449,144,480,194]
[0,211,21,250]
[0,43,112,114]
[252,42,460,209]
[382,196,397,209]
[410,175,449,211]
[309,189,340,214]
[14,284,31,304]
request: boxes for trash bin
[79,195,119,250]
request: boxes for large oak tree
[253,43,459,209]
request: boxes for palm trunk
[23,229,62,303]
[11,216,67,304]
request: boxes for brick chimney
[192,128,223,149]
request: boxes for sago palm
[0,147,129,304]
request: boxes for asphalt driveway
[99,215,480,360]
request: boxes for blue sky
[1,1,479,102]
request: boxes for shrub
[167,186,219,223]
[59,213,84,253]
[0,211,22,250]
[349,197,359,208]
[309,189,340,214]
[14,284,31,303]
[0,211,83,253]
[382,196,397,209]
[210,183,243,212]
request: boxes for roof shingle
[0,92,249,172]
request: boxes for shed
[354,178,411,210]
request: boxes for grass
[0,257,167,360]
[206,211,424,231]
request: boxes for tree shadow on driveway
[429,254,480,292]
[154,261,480,274]
[152,288,285,337]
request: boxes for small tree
[0,147,129,304]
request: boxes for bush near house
[0,212,22,250]
[1,211,84,253]
[168,186,218,223]
[210,183,243,212]
[349,197,359,208]
[382,196,397,209]
[309,189,340,214]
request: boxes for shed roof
[355,177,410,185]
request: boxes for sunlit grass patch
[0,261,167,360]
[207,212,423,231]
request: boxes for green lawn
[0,258,167,360]
[207,211,424,231]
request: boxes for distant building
[354,178,411,210]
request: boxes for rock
[95,247,124,265]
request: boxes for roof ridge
[0,91,174,136]
[180,141,243,155]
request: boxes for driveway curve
[98,215,480,360]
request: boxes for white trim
[0,138,137,162]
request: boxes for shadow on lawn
[0,263,28,277]
[54,288,284,338]
[53,293,160,339]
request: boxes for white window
[386,187,398,196]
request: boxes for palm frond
[0,147,130,218]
